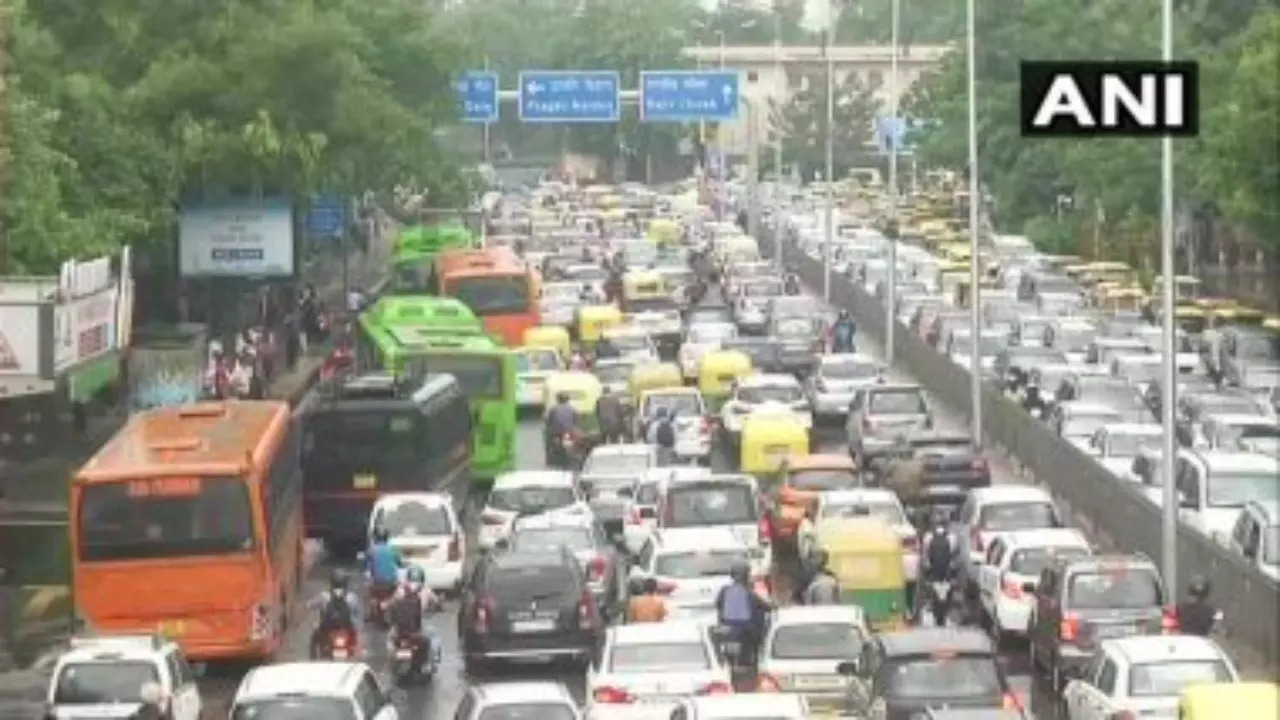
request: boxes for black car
[839,628,1025,720]
[458,547,602,672]
[907,432,992,509]
[506,517,627,621]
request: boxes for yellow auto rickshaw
[1096,286,1147,313]
[622,271,669,312]
[1179,682,1279,720]
[628,363,682,407]
[740,411,809,476]
[543,371,603,432]
[522,325,572,358]
[698,350,753,412]
[812,517,909,630]
[576,305,623,348]
[647,217,680,247]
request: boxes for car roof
[639,466,713,484]
[878,627,995,657]
[235,662,367,701]
[1101,634,1228,664]
[995,528,1089,549]
[655,526,745,551]
[610,619,709,644]
[772,604,866,627]
[970,485,1054,504]
[473,681,576,705]
[493,470,576,488]
[820,488,900,505]
[1245,499,1280,523]
[371,492,453,512]
[1198,451,1277,472]
[687,693,808,717]
[58,635,174,665]
[741,373,800,387]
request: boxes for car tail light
[1060,611,1081,642]
[656,580,678,595]
[587,556,607,581]
[250,602,272,641]
[971,458,988,472]
[447,534,461,562]
[971,528,984,552]
[756,673,783,692]
[758,515,773,545]
[333,633,349,649]
[1003,692,1025,711]
[697,681,733,695]
[901,535,919,551]
[1161,606,1180,633]
[1001,577,1024,599]
[481,512,506,526]
[578,590,599,630]
[592,687,635,704]
[474,597,494,635]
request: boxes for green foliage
[769,70,882,180]
[2,0,469,273]
[902,0,1279,254]
[834,0,966,45]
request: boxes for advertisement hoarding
[179,199,296,277]
[0,305,42,377]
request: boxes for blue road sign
[875,116,908,154]
[456,71,500,123]
[518,71,621,123]
[640,71,740,122]
[306,196,345,237]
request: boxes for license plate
[402,547,435,558]
[159,620,186,636]
[353,473,377,490]
[793,675,841,689]
[1095,623,1137,638]
[511,619,556,633]
[332,648,349,659]
[394,649,413,660]
[930,484,963,494]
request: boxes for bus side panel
[470,355,518,482]
[482,312,539,347]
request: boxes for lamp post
[884,0,901,363]
[821,2,836,302]
[1158,0,1179,597]
[965,0,982,444]
[773,0,785,268]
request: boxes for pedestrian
[595,387,626,444]
[650,407,678,466]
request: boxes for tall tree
[769,69,882,180]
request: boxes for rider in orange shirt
[627,577,668,622]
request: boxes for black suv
[838,627,1026,720]
[458,547,602,673]
[1027,553,1171,692]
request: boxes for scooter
[389,631,438,685]
[922,579,958,627]
[324,628,359,660]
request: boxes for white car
[956,485,1065,566]
[367,492,464,593]
[454,682,582,720]
[636,387,713,462]
[797,489,919,581]
[602,329,660,366]
[586,620,732,720]
[975,528,1091,641]
[231,662,398,720]
[1062,635,1238,720]
[478,470,587,550]
[1051,401,1127,450]
[681,322,739,379]
[757,606,869,707]
[594,358,641,402]
[516,346,566,408]
[673,693,809,720]
[653,474,772,572]
[47,634,202,720]
[1085,423,1164,479]
[621,467,713,555]
[580,444,659,500]
[540,282,585,326]
[1227,499,1279,580]
[804,353,884,418]
[720,373,813,439]
[632,527,763,620]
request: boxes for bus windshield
[303,409,421,471]
[449,275,529,315]
[409,354,505,399]
[77,477,255,561]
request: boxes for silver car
[804,353,884,419]
[845,383,933,462]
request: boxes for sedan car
[973,528,1091,642]
[805,353,884,419]
[720,373,813,444]
[1062,635,1237,720]
[1048,401,1126,448]
[478,471,586,550]
[454,682,582,720]
[586,621,731,720]
[1084,423,1164,478]
[845,383,933,465]
[515,346,566,409]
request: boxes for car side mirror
[835,659,861,676]
[1178,491,1197,510]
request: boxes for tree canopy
[2,0,473,274]
[902,0,1279,256]
[769,69,882,181]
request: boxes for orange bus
[436,246,539,346]
[71,401,303,662]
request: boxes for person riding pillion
[801,548,841,605]
[627,576,668,623]
[388,566,443,667]
[308,569,361,658]
[918,512,961,623]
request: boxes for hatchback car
[632,527,761,620]
[804,353,883,419]
[515,346,566,409]
[620,466,712,555]
[230,661,396,720]
[1062,635,1237,720]
[479,471,586,550]
[655,474,770,568]
[452,681,582,720]
[367,492,464,593]
[758,605,870,709]
[845,383,933,465]
[636,387,713,462]
[48,634,202,720]
[973,528,1091,642]
[586,621,731,720]
[459,547,602,672]
[672,693,809,720]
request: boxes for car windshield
[450,275,530,315]
[1128,661,1233,697]
[885,656,1003,701]
[583,452,652,475]
[304,409,422,467]
[664,484,757,526]
[377,501,451,537]
[739,385,801,404]
[789,469,858,492]
[822,359,878,380]
[1105,432,1160,457]
[776,318,820,337]
[1009,546,1088,575]
[478,705,577,720]
[609,641,710,671]
[607,334,649,352]
[1206,470,1280,507]
[518,351,562,372]
[868,390,927,414]
[769,622,863,660]
[510,527,594,553]
[655,549,748,578]
[488,486,576,514]
[1067,569,1162,609]
[644,393,704,418]
[594,363,636,383]
[741,281,782,297]
[1065,412,1123,438]
[821,499,905,524]
[978,502,1057,531]
[1199,396,1262,416]
[232,698,358,720]
[690,325,737,344]
[54,662,159,705]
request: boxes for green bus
[392,223,476,294]
[357,318,517,486]
[358,295,485,338]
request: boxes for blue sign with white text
[640,71,740,122]
[306,195,345,237]
[518,71,621,123]
[457,72,500,123]
[875,116,915,154]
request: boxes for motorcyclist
[388,566,442,671]
[831,309,857,353]
[569,347,589,370]
[595,386,627,444]
[881,434,925,505]
[309,570,361,658]
[714,561,771,667]
[545,391,580,468]
[918,513,960,626]
[627,577,668,622]
[783,273,801,295]
[801,548,841,605]
[648,406,678,466]
[1175,575,1218,636]
[364,527,404,614]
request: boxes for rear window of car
[663,483,757,527]
[609,641,710,671]
[488,563,580,603]
[1066,568,1163,609]
[1128,660,1233,697]
[789,469,859,492]
[655,549,748,578]
[868,390,927,414]
[768,622,864,660]
[1009,546,1088,575]
[884,655,1003,700]
[488,486,577,514]
[478,704,577,720]
[978,502,1058,531]
[509,528,594,554]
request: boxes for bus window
[425,391,471,460]
[264,427,301,555]
[449,276,530,315]
[407,355,504,399]
[303,410,423,472]
[77,477,255,561]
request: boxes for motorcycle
[923,579,957,627]
[324,629,358,660]
[389,632,437,685]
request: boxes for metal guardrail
[760,231,1280,669]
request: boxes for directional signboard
[306,195,345,237]
[640,71,740,122]
[875,116,910,154]
[456,71,500,123]
[518,71,621,123]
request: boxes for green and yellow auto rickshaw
[813,517,909,631]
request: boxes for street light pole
[482,54,493,165]
[885,0,901,363]
[773,1,785,268]
[966,0,982,444]
[822,4,835,302]
[1158,0,1179,597]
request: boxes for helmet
[372,527,390,543]
[329,569,349,591]
[643,577,658,594]
[1188,575,1210,599]
[629,575,646,595]
[405,566,426,587]
[729,561,751,584]
[556,391,571,404]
